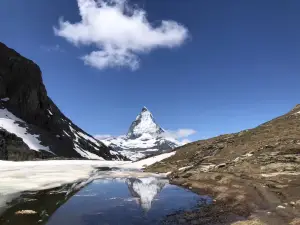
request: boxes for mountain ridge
[0,42,125,161]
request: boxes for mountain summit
[101,107,181,161]
[127,107,164,139]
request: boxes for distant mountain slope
[0,42,124,161]
[100,107,182,160]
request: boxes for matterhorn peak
[103,107,180,160]
[142,106,148,112]
[127,107,164,139]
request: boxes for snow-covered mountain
[0,42,124,161]
[100,107,181,161]
[126,177,168,211]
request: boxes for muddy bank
[161,171,300,225]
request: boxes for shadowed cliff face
[0,42,125,161]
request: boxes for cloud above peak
[160,129,196,139]
[54,0,189,70]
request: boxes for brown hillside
[147,105,300,225]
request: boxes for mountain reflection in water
[0,176,211,225]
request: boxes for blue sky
[1,0,300,142]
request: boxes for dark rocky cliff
[0,42,125,161]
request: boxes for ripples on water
[0,175,211,225]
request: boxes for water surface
[0,175,211,225]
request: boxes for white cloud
[40,44,64,52]
[160,129,196,146]
[54,0,189,70]
[161,129,196,139]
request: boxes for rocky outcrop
[0,42,125,161]
[147,105,300,224]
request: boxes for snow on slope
[69,125,104,160]
[127,107,163,139]
[0,108,53,153]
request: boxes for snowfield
[0,152,175,196]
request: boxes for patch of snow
[110,150,118,155]
[276,205,286,209]
[0,98,9,102]
[243,152,254,157]
[178,165,193,171]
[47,109,53,116]
[63,130,71,137]
[199,164,216,172]
[100,139,111,146]
[0,108,52,153]
[233,157,241,162]
[69,125,104,160]
[77,130,103,148]
[122,152,176,169]
[74,143,104,160]
[165,171,172,176]
[145,148,159,152]
[116,150,146,161]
